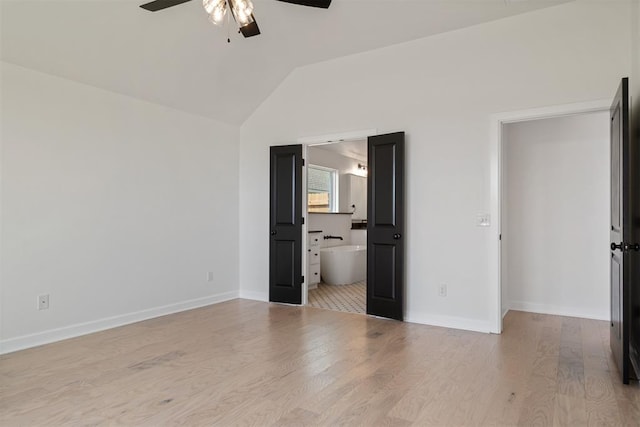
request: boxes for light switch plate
[38,294,49,310]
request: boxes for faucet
[324,235,344,240]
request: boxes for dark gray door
[269,145,303,304]
[609,77,640,384]
[367,132,404,320]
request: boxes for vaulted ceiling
[1,0,572,124]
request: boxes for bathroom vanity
[308,231,322,288]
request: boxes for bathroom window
[308,165,338,213]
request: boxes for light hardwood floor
[1,300,639,426]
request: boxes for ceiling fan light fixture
[210,4,227,25]
[140,0,330,38]
[240,13,255,27]
[202,0,221,14]
[203,0,227,25]
[237,0,253,16]
[208,9,226,25]
[230,0,254,26]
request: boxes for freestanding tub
[320,245,366,285]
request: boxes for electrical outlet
[207,272,214,282]
[476,213,491,227]
[38,294,49,310]
[438,284,447,297]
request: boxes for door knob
[393,233,402,240]
[271,230,277,236]
[611,242,640,252]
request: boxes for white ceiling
[1,0,572,125]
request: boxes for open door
[367,132,404,320]
[269,145,303,304]
[609,77,640,384]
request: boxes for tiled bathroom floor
[308,281,366,314]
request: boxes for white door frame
[297,128,377,306]
[488,100,610,333]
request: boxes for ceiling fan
[140,0,332,39]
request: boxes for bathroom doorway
[270,131,404,320]
[306,139,368,315]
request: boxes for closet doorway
[501,111,610,322]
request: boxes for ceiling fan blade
[276,0,331,8]
[239,17,261,38]
[140,0,193,12]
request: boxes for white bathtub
[320,245,366,285]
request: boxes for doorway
[305,139,368,315]
[269,131,405,321]
[502,111,610,319]
[489,100,612,333]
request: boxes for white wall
[503,112,610,320]
[501,141,510,318]
[630,1,640,333]
[350,229,366,246]
[633,0,640,113]
[632,0,640,185]
[0,62,240,353]
[308,214,351,248]
[238,1,632,330]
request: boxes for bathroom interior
[306,139,367,314]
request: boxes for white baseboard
[238,290,268,302]
[405,311,493,334]
[0,291,239,355]
[509,300,609,321]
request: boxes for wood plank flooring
[1,300,639,426]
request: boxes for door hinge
[499,234,502,241]
[301,275,305,283]
[302,158,305,166]
[302,217,305,225]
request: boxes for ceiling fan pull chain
[226,6,231,43]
